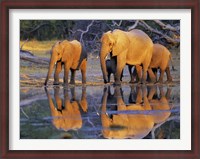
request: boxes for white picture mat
[9,9,191,150]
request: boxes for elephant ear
[60,40,69,61]
[112,30,130,57]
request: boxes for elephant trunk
[100,48,109,83]
[44,56,56,85]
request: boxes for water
[20,84,180,139]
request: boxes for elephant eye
[109,42,113,47]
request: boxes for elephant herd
[45,85,172,139]
[44,29,175,86]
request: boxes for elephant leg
[54,87,63,111]
[129,85,136,103]
[70,69,76,84]
[136,85,142,104]
[79,86,88,112]
[166,88,172,100]
[64,64,70,85]
[115,86,127,112]
[70,87,76,101]
[128,65,134,83]
[80,59,87,84]
[158,69,165,83]
[152,68,158,81]
[120,69,124,81]
[159,86,164,97]
[146,72,151,83]
[148,85,157,100]
[147,67,157,83]
[141,69,147,84]
[107,73,111,83]
[147,68,156,83]
[165,66,172,82]
[135,65,143,83]
[114,59,125,85]
[54,61,62,85]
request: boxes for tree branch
[139,20,180,44]
[128,20,139,31]
[20,39,29,50]
[111,20,122,27]
[153,20,180,32]
[77,20,95,45]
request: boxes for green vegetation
[20,20,180,55]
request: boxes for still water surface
[20,85,180,139]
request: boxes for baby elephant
[44,40,87,85]
[106,59,123,83]
[147,44,175,83]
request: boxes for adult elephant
[44,40,87,85]
[100,29,154,85]
[148,43,174,83]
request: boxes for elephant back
[70,40,82,53]
[126,29,153,66]
[128,29,152,42]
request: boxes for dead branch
[20,55,49,65]
[139,20,180,44]
[77,20,95,45]
[111,20,122,27]
[20,39,29,50]
[20,50,49,65]
[20,49,34,56]
[153,20,180,32]
[128,20,139,31]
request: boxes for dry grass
[20,40,57,57]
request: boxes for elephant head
[44,41,63,85]
[100,30,129,83]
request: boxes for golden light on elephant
[148,85,172,124]
[148,44,174,83]
[44,87,88,132]
[101,85,172,139]
[100,29,153,85]
[44,40,87,85]
[101,86,154,139]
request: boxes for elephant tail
[169,54,176,71]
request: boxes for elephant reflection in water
[45,87,87,131]
[147,85,172,124]
[101,85,172,139]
